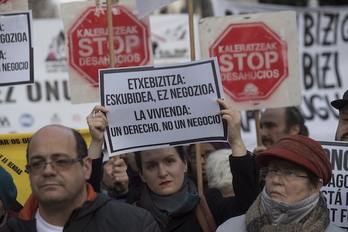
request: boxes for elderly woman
[217,135,344,232]
[186,142,231,192]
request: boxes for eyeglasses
[26,157,82,174]
[260,167,309,182]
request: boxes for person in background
[187,142,231,192]
[1,124,160,232]
[102,152,145,204]
[254,107,309,154]
[331,90,348,141]
[217,135,344,232]
[87,106,146,204]
[0,166,17,229]
[205,149,234,197]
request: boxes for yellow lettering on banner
[0,129,91,205]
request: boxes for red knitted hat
[256,135,332,185]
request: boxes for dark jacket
[1,184,160,232]
[205,152,261,226]
[157,209,202,232]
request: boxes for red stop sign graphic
[210,22,288,102]
[67,6,150,86]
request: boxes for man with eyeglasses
[1,125,160,232]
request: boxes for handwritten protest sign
[100,57,227,156]
[320,141,348,230]
[0,10,33,86]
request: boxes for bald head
[27,125,87,162]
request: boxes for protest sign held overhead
[61,1,152,104]
[320,141,348,230]
[0,0,28,12]
[200,11,301,111]
[100,57,227,156]
[0,10,33,86]
[135,0,178,19]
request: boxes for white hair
[205,149,233,195]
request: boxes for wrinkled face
[260,108,290,149]
[27,126,91,209]
[139,147,187,196]
[265,159,321,204]
[335,105,348,141]
[189,143,216,182]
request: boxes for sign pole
[107,0,116,69]
[188,0,195,61]
[254,110,262,146]
[187,0,203,195]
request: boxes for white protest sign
[100,57,226,156]
[0,0,28,12]
[0,10,33,86]
[320,141,348,230]
[199,11,301,111]
[135,0,177,19]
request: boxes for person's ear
[311,178,323,195]
[289,124,300,135]
[83,156,92,180]
[139,172,146,183]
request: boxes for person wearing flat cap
[0,166,17,229]
[331,90,348,141]
[217,135,344,232]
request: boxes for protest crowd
[1,0,348,232]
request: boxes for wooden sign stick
[186,0,203,195]
[106,0,119,163]
[254,110,262,146]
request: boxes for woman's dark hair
[135,146,186,174]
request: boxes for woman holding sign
[134,99,260,231]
